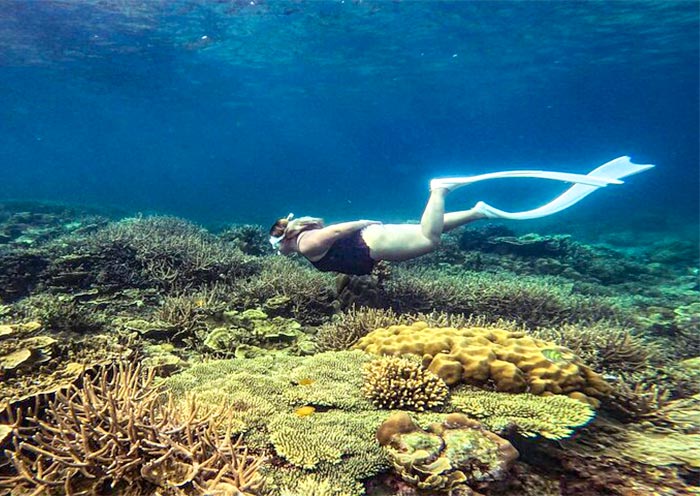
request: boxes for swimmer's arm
[298,220,380,257]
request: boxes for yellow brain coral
[361,355,448,411]
[354,322,612,406]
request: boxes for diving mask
[269,213,294,251]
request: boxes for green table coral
[450,387,595,439]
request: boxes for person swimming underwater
[269,156,654,276]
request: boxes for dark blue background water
[1,1,697,235]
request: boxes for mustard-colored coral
[450,387,595,439]
[354,322,612,405]
[362,355,448,411]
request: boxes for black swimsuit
[309,229,376,275]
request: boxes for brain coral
[362,355,448,411]
[354,322,612,406]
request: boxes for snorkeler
[269,156,654,276]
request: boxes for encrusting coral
[355,322,612,406]
[362,355,448,411]
[377,412,518,493]
[0,362,264,496]
[449,387,596,439]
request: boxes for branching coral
[87,216,259,291]
[0,362,265,496]
[380,267,622,328]
[362,356,448,411]
[315,307,405,352]
[532,321,656,375]
[231,256,337,324]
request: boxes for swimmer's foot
[430,178,466,192]
[472,201,501,219]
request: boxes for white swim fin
[431,156,655,220]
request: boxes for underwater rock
[377,412,518,493]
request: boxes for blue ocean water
[0,0,697,236]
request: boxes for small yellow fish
[297,377,315,386]
[541,348,571,364]
[294,406,315,417]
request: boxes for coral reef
[532,320,658,375]
[217,223,270,256]
[355,322,612,405]
[0,362,264,496]
[86,216,259,291]
[201,309,312,357]
[362,355,448,411]
[315,306,406,352]
[449,387,595,439]
[377,412,518,493]
[380,267,622,328]
[230,256,337,324]
[0,321,131,409]
[162,351,390,495]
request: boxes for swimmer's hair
[269,216,324,239]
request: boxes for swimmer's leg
[362,188,449,261]
[442,207,488,232]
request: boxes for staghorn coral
[532,320,657,375]
[0,362,264,496]
[380,266,623,328]
[217,223,270,256]
[90,216,258,291]
[449,387,595,439]
[355,322,612,406]
[362,355,448,411]
[378,412,518,493]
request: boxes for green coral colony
[0,211,698,495]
